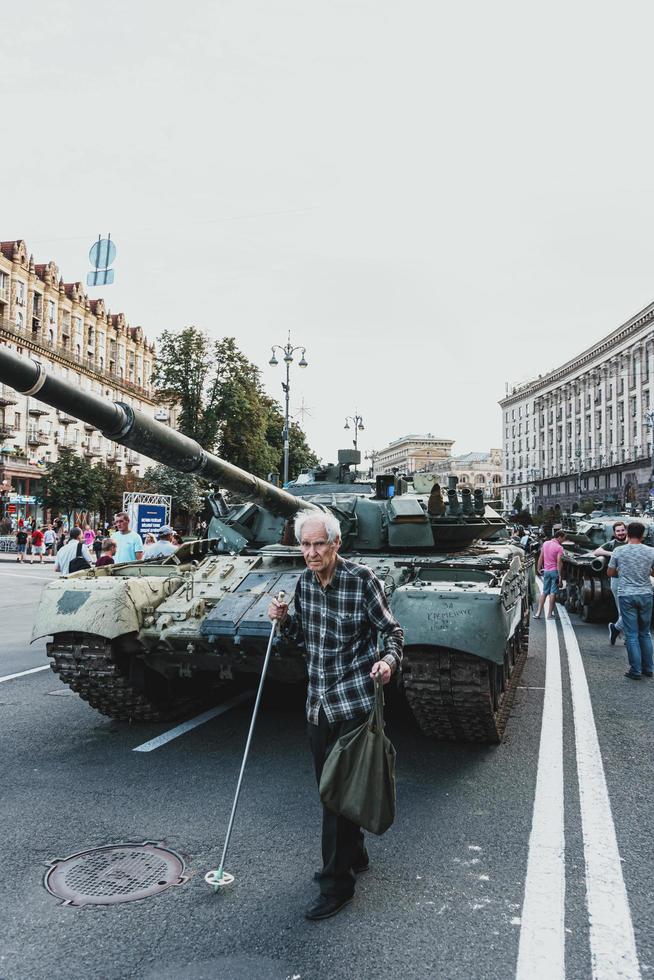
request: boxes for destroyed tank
[560,513,654,621]
[0,346,530,742]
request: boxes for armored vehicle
[0,346,530,742]
[561,513,654,621]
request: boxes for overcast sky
[3,1,654,464]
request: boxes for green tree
[512,492,523,513]
[39,448,103,522]
[152,326,222,449]
[91,462,143,525]
[141,464,204,532]
[152,329,319,481]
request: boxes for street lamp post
[344,413,365,452]
[364,449,378,479]
[643,410,654,509]
[269,335,308,485]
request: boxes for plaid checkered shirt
[282,557,404,724]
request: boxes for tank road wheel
[47,632,207,722]
[402,618,529,744]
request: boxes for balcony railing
[0,316,153,401]
[27,429,49,446]
[0,385,18,407]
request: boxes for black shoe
[305,894,353,921]
[624,671,642,680]
[608,623,620,646]
[642,671,653,677]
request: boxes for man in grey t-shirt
[608,521,654,679]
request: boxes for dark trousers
[307,707,368,899]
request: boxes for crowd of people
[12,512,183,571]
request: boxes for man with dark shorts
[15,526,28,563]
[268,510,403,921]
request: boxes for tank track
[47,634,188,722]
[402,615,529,743]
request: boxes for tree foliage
[141,464,204,531]
[151,326,223,450]
[39,448,102,520]
[152,329,319,482]
[38,451,144,523]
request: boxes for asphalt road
[0,563,652,980]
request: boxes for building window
[15,310,23,329]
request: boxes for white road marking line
[516,611,565,980]
[558,605,641,980]
[132,691,254,752]
[0,569,55,582]
[0,664,50,683]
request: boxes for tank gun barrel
[0,346,317,517]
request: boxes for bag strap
[369,672,385,733]
[76,542,83,558]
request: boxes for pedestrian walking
[15,526,28,563]
[92,531,103,562]
[83,525,95,548]
[54,527,93,575]
[43,524,56,558]
[607,521,654,680]
[267,510,403,921]
[30,526,45,564]
[112,512,144,563]
[594,520,628,644]
[535,529,566,619]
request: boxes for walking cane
[205,590,286,891]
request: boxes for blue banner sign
[136,504,167,537]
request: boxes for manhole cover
[44,841,187,907]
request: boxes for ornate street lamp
[344,413,365,452]
[269,335,308,485]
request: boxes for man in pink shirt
[535,529,566,619]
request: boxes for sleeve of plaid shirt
[365,572,404,673]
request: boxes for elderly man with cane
[268,509,404,921]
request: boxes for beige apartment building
[499,299,654,514]
[426,449,503,498]
[373,434,454,475]
[0,238,164,523]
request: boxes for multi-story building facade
[372,434,454,476]
[426,449,503,498]
[499,300,654,515]
[0,238,163,523]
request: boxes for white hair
[294,509,341,544]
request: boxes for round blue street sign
[89,238,116,269]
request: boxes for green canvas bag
[318,673,397,835]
